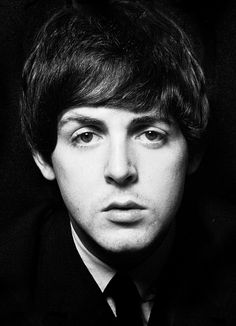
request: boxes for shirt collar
[71,221,174,301]
[71,222,115,292]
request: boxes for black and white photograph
[0,0,235,325]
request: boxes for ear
[33,152,56,181]
[187,152,203,175]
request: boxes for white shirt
[71,222,174,326]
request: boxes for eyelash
[71,131,102,146]
[71,128,167,147]
[136,130,166,145]
[138,129,166,141]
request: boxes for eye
[72,131,102,146]
[137,130,166,145]
[79,132,94,143]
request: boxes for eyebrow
[128,115,171,129]
[58,115,107,131]
[58,113,172,131]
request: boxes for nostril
[105,166,138,186]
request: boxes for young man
[14,0,214,324]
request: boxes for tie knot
[104,273,143,326]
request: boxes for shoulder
[0,201,63,311]
[170,198,236,325]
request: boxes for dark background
[0,0,235,256]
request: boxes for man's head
[21,0,209,265]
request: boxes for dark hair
[21,0,209,163]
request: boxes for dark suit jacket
[0,202,234,326]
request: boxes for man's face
[41,107,189,260]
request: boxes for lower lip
[104,209,145,224]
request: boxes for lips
[103,201,145,212]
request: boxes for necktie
[104,273,143,326]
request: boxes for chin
[97,226,172,268]
[103,227,163,251]
[105,243,146,255]
[97,238,158,268]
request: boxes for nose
[104,140,138,187]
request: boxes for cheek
[52,149,97,185]
[51,151,104,219]
[140,146,188,203]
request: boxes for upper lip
[103,201,145,211]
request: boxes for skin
[35,106,194,266]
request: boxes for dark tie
[104,273,143,326]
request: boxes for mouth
[103,201,146,212]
